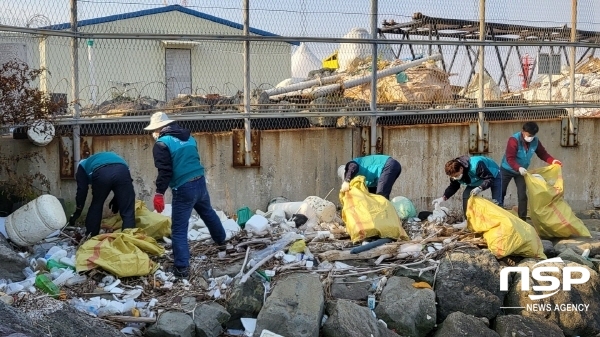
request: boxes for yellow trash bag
[526,165,591,239]
[340,176,409,243]
[466,196,546,259]
[76,228,165,277]
[102,200,171,240]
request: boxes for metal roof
[44,5,299,46]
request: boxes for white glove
[470,187,482,196]
[432,197,445,205]
[518,167,528,176]
[340,181,350,193]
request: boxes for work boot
[172,266,189,279]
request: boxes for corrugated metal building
[0,5,294,106]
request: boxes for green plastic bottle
[35,274,60,298]
[46,259,75,271]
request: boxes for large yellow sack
[466,196,546,259]
[76,228,165,277]
[102,200,171,239]
[526,165,591,239]
[340,176,408,243]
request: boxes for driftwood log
[318,243,402,261]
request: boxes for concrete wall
[1,117,598,217]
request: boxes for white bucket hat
[144,111,175,131]
[338,165,346,180]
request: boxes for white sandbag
[245,215,270,235]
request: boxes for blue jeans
[171,176,226,268]
[462,175,503,216]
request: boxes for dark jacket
[443,155,496,200]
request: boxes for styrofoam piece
[241,318,257,336]
[0,217,7,238]
[303,196,336,223]
[215,210,228,222]
[267,202,304,218]
[260,329,286,337]
[159,204,172,217]
[222,219,241,241]
[27,120,55,146]
[269,209,287,223]
[5,195,67,246]
[245,215,269,235]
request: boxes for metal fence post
[477,0,486,153]
[242,0,252,166]
[370,0,378,155]
[569,0,577,133]
[70,0,80,177]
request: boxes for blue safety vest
[158,135,204,189]
[353,155,390,188]
[501,131,538,173]
[459,156,500,187]
[79,152,127,179]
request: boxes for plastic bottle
[65,274,87,286]
[48,249,67,262]
[249,232,304,264]
[46,259,75,271]
[35,274,59,298]
[22,267,36,278]
[52,269,75,286]
[44,246,62,260]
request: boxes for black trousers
[86,163,136,236]
[367,158,402,200]
[500,167,528,220]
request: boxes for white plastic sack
[291,43,321,79]
[428,203,449,224]
[338,28,395,71]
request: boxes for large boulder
[554,232,600,256]
[330,274,374,300]
[558,248,595,269]
[0,235,27,282]
[374,276,436,337]
[504,258,600,336]
[193,303,230,337]
[1,297,124,337]
[145,311,195,337]
[253,273,324,337]
[542,240,557,258]
[434,249,505,321]
[433,312,499,337]
[393,263,435,285]
[225,276,265,329]
[493,315,564,337]
[322,299,399,337]
[0,301,45,337]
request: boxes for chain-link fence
[1,1,599,144]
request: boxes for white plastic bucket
[27,120,55,147]
[5,195,67,246]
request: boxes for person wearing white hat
[145,111,226,278]
[338,154,402,200]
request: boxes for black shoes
[172,266,189,278]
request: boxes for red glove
[153,193,164,213]
[552,159,562,166]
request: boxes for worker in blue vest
[145,111,226,279]
[338,154,402,200]
[501,121,561,220]
[69,152,136,237]
[432,155,502,216]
